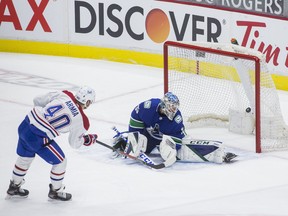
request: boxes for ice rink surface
[0,52,288,216]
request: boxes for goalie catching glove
[112,131,147,158]
[83,134,98,146]
[112,132,128,152]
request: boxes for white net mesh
[165,41,288,152]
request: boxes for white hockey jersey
[27,90,90,149]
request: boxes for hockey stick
[95,140,165,169]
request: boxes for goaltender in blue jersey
[112,92,237,168]
[129,97,186,154]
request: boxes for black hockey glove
[112,137,127,151]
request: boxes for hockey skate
[48,184,72,201]
[6,180,29,199]
[223,152,238,163]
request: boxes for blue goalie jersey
[129,98,186,153]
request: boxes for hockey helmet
[160,92,180,120]
[75,86,96,105]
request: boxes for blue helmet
[160,92,180,120]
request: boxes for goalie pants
[12,116,66,189]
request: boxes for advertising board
[0,0,287,80]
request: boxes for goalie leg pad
[159,135,177,167]
[125,132,147,157]
[177,139,225,164]
[177,145,207,163]
[202,145,224,164]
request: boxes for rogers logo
[75,1,222,43]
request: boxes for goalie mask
[75,86,96,106]
[160,92,180,120]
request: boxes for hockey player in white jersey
[6,86,98,201]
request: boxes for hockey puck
[246,107,251,113]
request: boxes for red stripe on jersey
[63,90,90,130]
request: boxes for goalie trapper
[111,133,128,158]
[112,131,148,159]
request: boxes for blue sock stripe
[13,171,26,177]
[50,177,64,181]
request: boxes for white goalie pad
[178,137,225,164]
[125,132,147,157]
[159,135,177,167]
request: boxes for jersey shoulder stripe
[129,117,145,129]
[63,90,90,130]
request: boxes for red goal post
[163,40,288,153]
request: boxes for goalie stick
[95,140,165,169]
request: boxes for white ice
[0,53,288,216]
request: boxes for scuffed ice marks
[0,69,78,90]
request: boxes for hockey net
[163,41,288,153]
